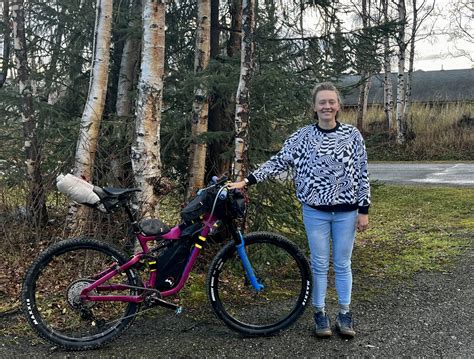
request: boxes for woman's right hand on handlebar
[227,180,247,190]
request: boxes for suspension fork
[229,222,264,292]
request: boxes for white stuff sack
[56,174,101,206]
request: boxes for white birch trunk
[355,0,370,131]
[1,0,10,88]
[70,0,113,231]
[396,0,407,145]
[404,0,417,120]
[11,0,48,227]
[186,0,211,200]
[131,0,165,219]
[233,0,255,181]
[382,0,393,131]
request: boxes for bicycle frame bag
[155,239,192,291]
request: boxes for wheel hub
[66,279,95,309]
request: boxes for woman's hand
[357,214,369,232]
[227,180,247,190]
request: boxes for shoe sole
[335,325,355,338]
[315,329,332,338]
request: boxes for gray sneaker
[335,312,356,338]
[314,311,332,337]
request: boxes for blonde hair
[311,82,343,120]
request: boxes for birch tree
[1,0,10,88]
[186,0,211,199]
[131,0,165,219]
[403,0,417,121]
[404,0,435,119]
[382,0,393,131]
[11,0,48,227]
[71,0,113,229]
[395,0,407,144]
[355,0,371,130]
[233,0,255,181]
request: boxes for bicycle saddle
[101,187,141,197]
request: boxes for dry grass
[340,102,473,160]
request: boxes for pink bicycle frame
[80,214,218,304]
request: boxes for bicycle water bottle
[218,188,228,200]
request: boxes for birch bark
[11,0,48,227]
[395,0,407,144]
[233,0,255,181]
[355,0,370,131]
[404,0,417,120]
[1,0,10,88]
[382,0,393,131]
[186,0,211,199]
[131,0,165,219]
[70,0,113,231]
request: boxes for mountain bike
[21,175,312,350]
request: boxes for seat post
[124,204,141,234]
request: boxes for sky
[303,0,473,71]
[413,0,473,70]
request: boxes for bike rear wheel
[21,238,141,350]
[207,232,312,336]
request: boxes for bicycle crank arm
[145,294,182,313]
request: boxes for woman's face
[314,90,340,124]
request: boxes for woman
[228,82,370,338]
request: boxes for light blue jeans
[302,204,358,309]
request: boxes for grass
[339,102,473,160]
[352,184,472,284]
[1,184,473,337]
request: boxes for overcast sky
[303,0,473,71]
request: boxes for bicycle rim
[208,233,311,335]
[22,239,139,349]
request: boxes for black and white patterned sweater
[247,122,371,214]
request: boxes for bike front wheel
[21,238,141,350]
[207,232,312,336]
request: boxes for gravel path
[1,248,472,358]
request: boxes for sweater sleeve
[249,128,304,184]
[354,129,371,214]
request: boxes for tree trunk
[355,0,370,131]
[186,0,211,200]
[395,0,407,145]
[233,0,255,181]
[70,0,113,231]
[227,0,242,57]
[207,0,239,178]
[11,0,48,227]
[1,0,10,88]
[112,21,140,185]
[131,0,165,219]
[382,0,393,131]
[210,0,219,58]
[356,72,370,130]
[404,0,417,120]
